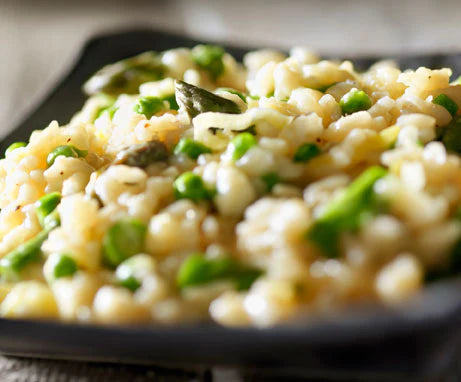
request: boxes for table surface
[2,0,461,380]
[0,355,460,382]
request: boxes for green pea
[339,88,372,115]
[0,230,49,281]
[115,254,156,292]
[307,166,388,258]
[261,172,280,192]
[47,145,88,167]
[173,172,212,202]
[50,254,78,279]
[192,45,225,80]
[133,96,167,119]
[293,143,322,163]
[5,142,27,156]
[229,132,257,161]
[102,219,147,268]
[177,253,262,291]
[174,138,212,159]
[35,192,61,228]
[433,94,459,117]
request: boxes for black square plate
[1,29,461,381]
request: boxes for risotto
[1,45,461,327]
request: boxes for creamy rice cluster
[0,45,461,327]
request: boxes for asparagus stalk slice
[114,140,169,168]
[174,80,241,119]
[83,51,165,96]
[0,230,49,281]
[177,253,262,291]
[307,166,388,258]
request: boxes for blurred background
[2,0,461,138]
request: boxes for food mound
[1,45,461,327]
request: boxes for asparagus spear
[0,193,62,281]
[174,80,241,119]
[307,166,388,258]
[113,139,169,168]
[177,253,262,291]
[83,51,165,96]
